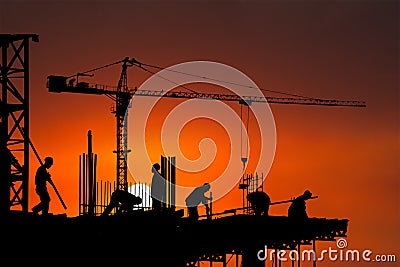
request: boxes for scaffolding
[180,215,348,267]
[239,172,265,215]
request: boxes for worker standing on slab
[32,156,54,215]
[151,163,165,212]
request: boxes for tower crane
[46,57,366,193]
[47,57,138,191]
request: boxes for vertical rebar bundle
[79,134,169,215]
[161,155,176,210]
[79,130,97,216]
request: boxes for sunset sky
[1,0,398,266]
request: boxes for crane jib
[47,75,366,108]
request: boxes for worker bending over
[247,190,271,216]
[288,190,313,220]
[185,183,212,220]
[101,189,142,216]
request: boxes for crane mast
[114,58,133,191]
[46,58,366,194]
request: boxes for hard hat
[153,163,160,171]
[303,190,312,198]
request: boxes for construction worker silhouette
[32,156,54,215]
[150,163,165,212]
[247,190,271,216]
[185,183,212,220]
[101,189,142,216]
[288,190,313,220]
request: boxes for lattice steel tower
[0,34,39,214]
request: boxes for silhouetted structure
[79,130,98,216]
[44,57,363,265]
[0,34,38,214]
[185,183,212,220]
[288,190,313,220]
[101,189,142,216]
[161,155,176,210]
[180,214,349,267]
[1,37,363,266]
[247,190,271,216]
[47,58,136,195]
[47,59,366,217]
[32,157,54,215]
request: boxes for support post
[88,130,94,216]
[298,243,301,267]
[313,240,316,267]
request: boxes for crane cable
[137,60,262,174]
[137,62,255,174]
[66,57,317,100]
[136,65,199,94]
[66,59,125,79]
[138,61,315,100]
[135,61,255,173]
[240,104,250,172]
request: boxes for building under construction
[0,34,357,266]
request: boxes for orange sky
[1,1,399,266]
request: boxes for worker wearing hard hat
[288,190,313,220]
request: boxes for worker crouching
[101,189,142,216]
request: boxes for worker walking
[247,190,271,216]
[288,190,313,220]
[32,156,54,215]
[185,183,212,220]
